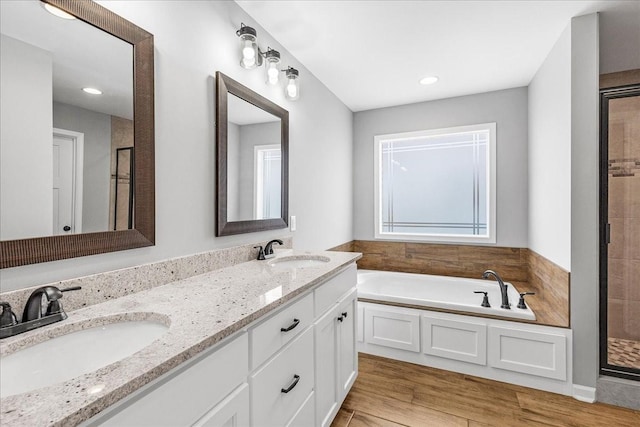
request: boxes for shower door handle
[606,223,611,244]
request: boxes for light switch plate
[290,215,296,231]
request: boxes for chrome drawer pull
[281,374,300,393]
[280,318,300,332]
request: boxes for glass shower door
[600,84,640,380]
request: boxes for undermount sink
[0,319,168,398]
[268,255,330,269]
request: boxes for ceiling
[236,0,640,112]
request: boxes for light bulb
[242,41,256,60]
[267,64,279,85]
[286,81,298,98]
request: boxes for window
[374,123,496,243]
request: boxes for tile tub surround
[0,238,292,314]
[0,249,361,426]
[329,240,570,327]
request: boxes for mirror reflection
[0,0,134,241]
[227,94,282,222]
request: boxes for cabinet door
[193,383,249,427]
[337,294,357,399]
[314,307,338,427]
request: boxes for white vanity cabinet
[84,262,358,427]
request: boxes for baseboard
[573,384,596,403]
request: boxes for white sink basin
[268,255,330,269]
[0,320,168,398]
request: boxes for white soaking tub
[357,269,536,320]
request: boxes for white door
[52,129,84,235]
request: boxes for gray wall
[353,87,528,247]
[0,35,53,240]
[1,0,354,292]
[53,102,111,233]
[570,13,600,389]
[528,25,571,270]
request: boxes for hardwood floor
[332,354,640,427]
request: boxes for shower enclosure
[600,81,640,380]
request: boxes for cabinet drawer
[93,333,248,426]
[251,293,314,369]
[286,391,315,427]
[315,263,356,315]
[250,328,314,426]
[193,383,249,427]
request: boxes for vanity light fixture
[264,48,281,85]
[420,76,439,85]
[42,3,76,20]
[284,67,300,101]
[234,23,301,100]
[236,23,261,69]
[82,87,103,95]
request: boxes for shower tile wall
[608,95,640,343]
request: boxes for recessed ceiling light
[420,76,439,85]
[82,87,102,95]
[43,3,76,20]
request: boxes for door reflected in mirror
[0,0,134,241]
[227,94,282,222]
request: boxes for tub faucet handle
[473,291,491,308]
[517,292,535,309]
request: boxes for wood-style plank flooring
[332,354,640,427]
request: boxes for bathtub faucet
[482,270,510,309]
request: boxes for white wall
[53,102,111,233]
[528,25,572,270]
[1,1,353,291]
[570,13,600,390]
[0,35,53,241]
[353,87,529,247]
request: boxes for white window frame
[374,122,497,244]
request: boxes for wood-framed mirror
[215,72,289,236]
[0,0,155,268]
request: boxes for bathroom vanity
[0,250,360,426]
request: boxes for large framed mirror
[0,0,155,268]
[215,72,288,236]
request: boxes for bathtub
[357,269,536,321]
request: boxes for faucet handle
[517,292,535,309]
[0,302,18,328]
[254,246,266,261]
[473,291,491,308]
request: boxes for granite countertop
[0,249,361,426]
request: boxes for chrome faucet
[482,270,510,309]
[264,239,283,259]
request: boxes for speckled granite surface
[0,249,360,426]
[0,238,292,314]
